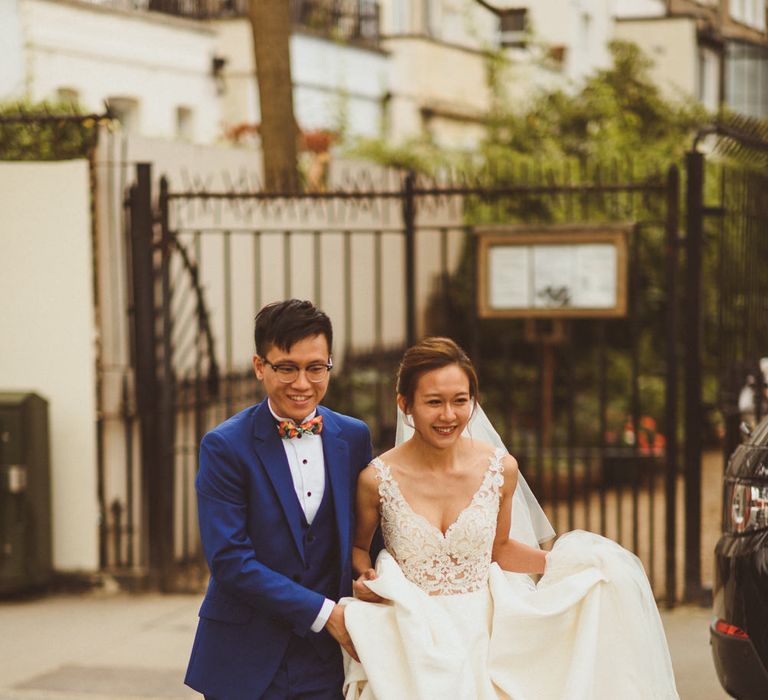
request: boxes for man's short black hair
[254,299,333,358]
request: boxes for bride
[342,337,679,700]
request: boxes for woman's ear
[396,393,409,416]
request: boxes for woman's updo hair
[396,337,479,409]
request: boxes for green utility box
[0,393,52,594]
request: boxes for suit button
[307,534,316,544]
[292,574,301,583]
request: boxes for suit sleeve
[196,430,325,637]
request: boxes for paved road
[0,590,729,699]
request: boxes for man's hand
[325,604,358,662]
[352,568,385,603]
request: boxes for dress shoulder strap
[490,446,506,473]
[370,456,397,504]
[370,456,390,482]
[485,447,506,495]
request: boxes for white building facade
[1,1,391,144]
[1,0,223,142]
[615,0,768,119]
[3,0,767,148]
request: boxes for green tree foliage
[483,41,706,170]
[0,101,98,160]
[350,41,708,179]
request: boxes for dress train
[343,532,678,700]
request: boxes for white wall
[614,17,700,100]
[213,19,389,139]
[612,0,666,18]
[14,0,221,142]
[384,36,492,145]
[292,34,389,137]
[210,19,260,129]
[528,0,614,86]
[0,160,99,572]
[0,0,26,98]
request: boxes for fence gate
[123,160,691,601]
[684,123,768,602]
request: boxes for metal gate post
[157,176,176,591]
[128,163,158,580]
[402,171,416,347]
[664,164,680,606]
[684,150,705,603]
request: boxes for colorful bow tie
[277,415,323,439]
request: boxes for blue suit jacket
[184,400,373,700]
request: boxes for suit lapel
[319,407,351,564]
[252,401,306,563]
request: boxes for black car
[711,414,768,699]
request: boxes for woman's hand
[352,568,385,603]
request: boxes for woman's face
[400,364,473,449]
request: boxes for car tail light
[727,482,768,534]
[714,619,750,639]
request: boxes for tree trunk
[249,0,300,192]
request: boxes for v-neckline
[374,451,501,538]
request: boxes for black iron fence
[116,159,695,602]
[685,121,768,600]
[707,161,768,457]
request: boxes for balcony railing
[291,0,380,45]
[83,1,380,46]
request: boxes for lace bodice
[372,448,505,595]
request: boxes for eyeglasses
[261,357,333,383]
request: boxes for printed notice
[489,246,530,308]
[483,237,623,316]
[572,244,616,307]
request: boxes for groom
[185,299,373,700]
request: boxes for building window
[424,0,443,38]
[56,88,80,108]
[730,0,767,31]
[697,46,720,113]
[725,41,768,119]
[391,0,408,33]
[107,97,140,134]
[176,106,194,141]
[499,8,527,49]
[579,12,592,55]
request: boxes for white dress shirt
[268,401,335,632]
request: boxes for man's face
[253,334,331,423]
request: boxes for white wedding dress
[342,448,679,700]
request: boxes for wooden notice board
[476,224,630,318]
